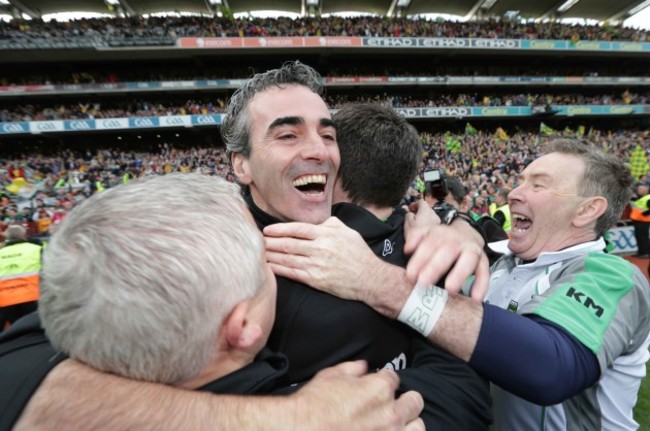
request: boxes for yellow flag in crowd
[540,122,556,135]
[5,177,27,194]
[629,145,649,180]
[495,127,509,141]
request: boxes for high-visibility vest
[95,181,105,192]
[630,195,650,222]
[490,203,512,232]
[0,242,42,307]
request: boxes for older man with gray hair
[38,174,276,388]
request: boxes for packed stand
[1,16,649,44]
[2,128,647,242]
[1,91,647,122]
[3,62,649,87]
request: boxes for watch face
[444,209,458,225]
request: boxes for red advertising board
[178,36,362,48]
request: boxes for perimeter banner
[178,36,363,48]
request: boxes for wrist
[397,283,448,337]
[365,262,412,319]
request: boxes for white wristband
[397,283,448,337]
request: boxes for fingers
[407,243,451,287]
[396,391,425,431]
[370,370,424,431]
[267,261,310,285]
[373,368,401,391]
[321,216,346,228]
[468,253,491,301]
[318,360,369,378]
[404,201,440,254]
[403,212,420,254]
[406,214,489,295]
[433,243,487,295]
[263,217,344,239]
[405,418,426,431]
[263,221,320,240]
[264,236,310,256]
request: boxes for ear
[223,301,263,350]
[573,196,607,229]
[231,152,253,186]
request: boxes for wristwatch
[433,202,488,245]
[433,202,459,225]
[441,207,459,225]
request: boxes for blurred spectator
[630,180,650,258]
[0,225,42,330]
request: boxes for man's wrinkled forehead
[520,152,584,183]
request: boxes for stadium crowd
[2,128,647,241]
[2,62,648,87]
[1,15,649,43]
[1,90,647,122]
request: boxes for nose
[301,132,330,162]
[508,184,523,204]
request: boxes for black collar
[244,193,282,230]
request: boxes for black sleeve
[0,312,67,431]
[493,210,506,228]
[396,336,492,430]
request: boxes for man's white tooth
[293,174,326,186]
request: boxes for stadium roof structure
[1,0,649,24]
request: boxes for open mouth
[512,214,532,232]
[292,174,326,195]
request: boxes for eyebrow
[267,116,336,134]
[268,116,304,131]
[519,172,551,182]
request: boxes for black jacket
[198,348,289,395]
[257,198,492,430]
[0,313,67,431]
[251,198,412,385]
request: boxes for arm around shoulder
[15,359,261,431]
[17,359,424,431]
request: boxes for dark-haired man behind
[329,103,492,429]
